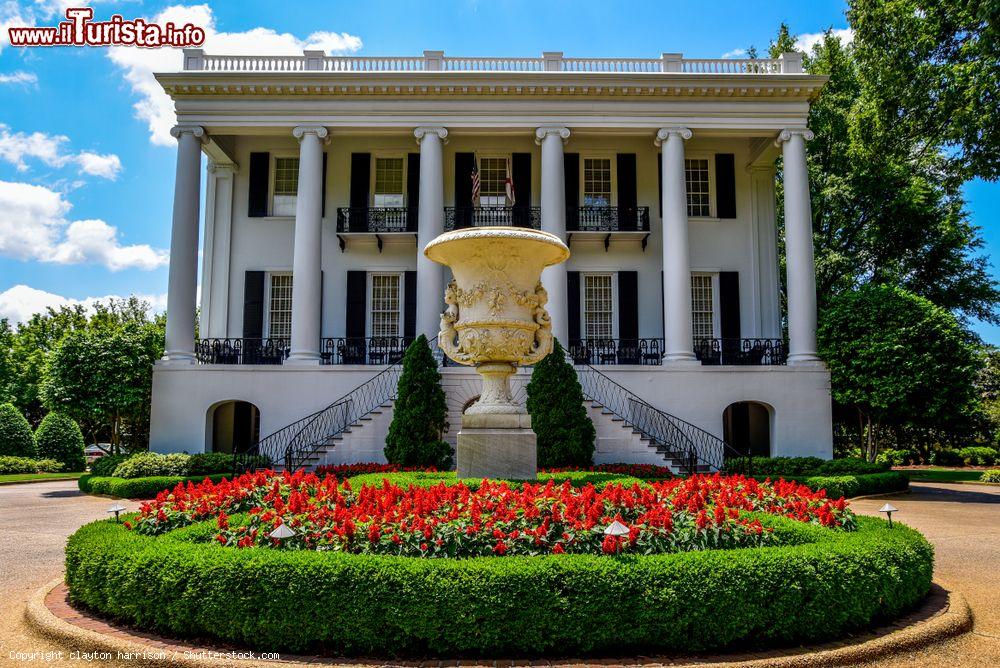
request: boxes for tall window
[583,157,612,206]
[583,274,614,340]
[373,157,404,207]
[370,273,401,338]
[691,274,715,340]
[685,158,711,217]
[479,156,509,207]
[267,274,293,339]
[272,157,299,216]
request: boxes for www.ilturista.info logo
[7,7,206,48]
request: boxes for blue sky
[0,0,997,342]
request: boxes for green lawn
[901,468,993,483]
[0,472,86,485]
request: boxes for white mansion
[149,49,833,471]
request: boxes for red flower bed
[313,463,437,477]
[126,471,853,558]
[541,463,675,479]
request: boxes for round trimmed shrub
[112,452,189,478]
[66,516,932,656]
[34,412,86,472]
[0,403,35,458]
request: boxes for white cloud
[0,284,167,323]
[106,4,363,146]
[0,70,37,84]
[0,123,122,179]
[795,28,854,54]
[720,48,747,59]
[0,179,168,271]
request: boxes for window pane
[273,157,299,216]
[691,275,714,340]
[583,158,612,207]
[374,157,404,207]
[685,158,711,217]
[584,274,614,340]
[479,157,509,206]
[268,274,293,339]
[371,274,401,338]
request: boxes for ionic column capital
[535,126,571,145]
[654,126,692,146]
[414,126,449,144]
[292,125,330,144]
[170,125,208,143]
[774,128,815,146]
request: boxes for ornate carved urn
[424,226,570,419]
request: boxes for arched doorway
[208,401,260,454]
[723,402,771,457]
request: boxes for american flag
[504,161,516,205]
[470,162,480,205]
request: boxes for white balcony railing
[182,50,804,75]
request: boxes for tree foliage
[818,284,980,460]
[384,335,452,469]
[0,402,35,458]
[35,411,86,472]
[525,339,596,468]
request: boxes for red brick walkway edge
[24,579,971,668]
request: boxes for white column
[536,126,571,345]
[415,126,448,340]
[777,128,820,364]
[202,162,236,338]
[286,125,328,364]
[162,125,206,364]
[655,127,697,364]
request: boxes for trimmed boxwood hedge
[77,473,230,499]
[65,515,932,656]
[345,470,646,491]
[754,471,910,498]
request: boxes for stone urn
[424,226,570,478]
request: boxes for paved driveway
[0,480,997,666]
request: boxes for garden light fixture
[269,522,296,540]
[107,503,126,523]
[603,519,630,538]
[879,503,898,528]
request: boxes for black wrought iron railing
[443,206,541,230]
[195,338,289,365]
[694,338,788,366]
[321,337,414,365]
[571,358,749,475]
[568,338,664,365]
[567,206,650,232]
[336,207,416,233]
[233,337,434,474]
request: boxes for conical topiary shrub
[0,402,36,458]
[35,411,86,472]
[384,335,453,468]
[526,339,596,468]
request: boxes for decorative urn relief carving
[424,226,570,479]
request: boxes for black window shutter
[567,271,581,344]
[406,153,420,232]
[248,152,269,217]
[511,152,531,227]
[719,271,740,340]
[657,158,663,218]
[345,271,367,338]
[715,153,736,219]
[455,153,475,228]
[242,271,265,338]
[564,153,579,231]
[616,153,637,231]
[404,270,417,339]
[321,152,328,218]
[618,271,639,341]
[349,153,370,232]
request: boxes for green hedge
[0,455,64,475]
[77,473,230,499]
[753,471,909,498]
[345,470,646,491]
[734,456,890,476]
[65,515,932,656]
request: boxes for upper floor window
[685,158,711,217]
[272,157,299,216]
[479,156,510,207]
[583,157,613,207]
[370,273,402,338]
[373,156,405,207]
[583,273,614,340]
[266,273,293,340]
[691,274,717,340]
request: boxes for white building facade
[149,50,833,469]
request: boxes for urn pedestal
[424,227,570,479]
